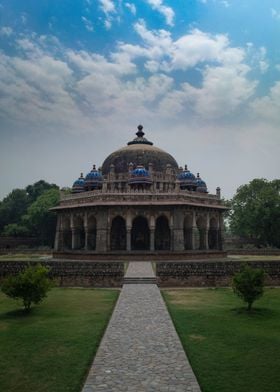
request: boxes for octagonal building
[53,126,227,260]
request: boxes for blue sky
[0,0,279,199]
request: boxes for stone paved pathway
[125,261,155,278]
[82,262,201,392]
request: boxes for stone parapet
[156,261,280,287]
[0,261,124,287]
[53,250,227,261]
[57,190,223,209]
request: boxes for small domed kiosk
[53,125,228,260]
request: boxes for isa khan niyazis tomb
[52,125,228,261]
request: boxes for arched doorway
[88,215,97,250]
[155,215,171,250]
[110,216,126,250]
[62,216,71,250]
[73,215,85,250]
[208,217,218,249]
[196,216,206,250]
[131,216,150,250]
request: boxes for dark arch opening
[131,216,150,250]
[88,215,97,250]
[184,215,193,250]
[110,216,126,250]
[73,216,85,250]
[155,215,171,250]
[208,218,218,250]
[62,217,72,250]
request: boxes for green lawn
[0,288,119,392]
[0,253,51,261]
[162,288,280,392]
[228,255,280,261]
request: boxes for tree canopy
[0,181,59,246]
[229,179,280,248]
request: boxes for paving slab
[125,261,155,278]
[82,262,201,392]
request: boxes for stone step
[123,277,157,284]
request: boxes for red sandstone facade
[52,126,228,259]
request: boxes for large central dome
[102,125,179,174]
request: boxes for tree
[2,223,30,237]
[26,180,58,203]
[1,264,52,312]
[229,179,280,247]
[232,264,265,311]
[23,188,60,246]
[0,182,60,246]
[0,189,29,233]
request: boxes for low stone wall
[0,261,124,288]
[53,250,227,261]
[156,261,280,287]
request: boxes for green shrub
[1,264,52,312]
[232,264,265,311]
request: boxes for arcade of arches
[55,209,223,252]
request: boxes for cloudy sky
[0,0,279,200]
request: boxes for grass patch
[162,288,280,392]
[228,255,280,261]
[0,287,119,392]
[0,253,51,261]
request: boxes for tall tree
[23,188,60,246]
[229,179,280,247]
[0,189,29,233]
[26,180,58,203]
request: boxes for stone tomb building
[53,126,227,260]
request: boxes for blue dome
[128,165,152,185]
[72,173,85,193]
[178,165,196,181]
[84,165,103,190]
[132,166,150,177]
[196,173,208,193]
[178,165,197,190]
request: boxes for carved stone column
[96,229,107,252]
[84,226,89,250]
[218,213,225,250]
[126,228,131,251]
[191,211,197,250]
[71,228,80,250]
[173,228,184,251]
[54,215,63,251]
[150,228,155,251]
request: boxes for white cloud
[21,13,27,25]
[0,25,267,136]
[98,0,116,29]
[251,81,280,123]
[82,16,94,32]
[0,26,13,36]
[145,0,175,26]
[271,8,280,20]
[125,2,136,15]
[99,0,115,14]
[199,0,230,6]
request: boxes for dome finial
[127,124,153,146]
[136,124,144,138]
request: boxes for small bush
[1,264,52,312]
[232,264,265,311]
